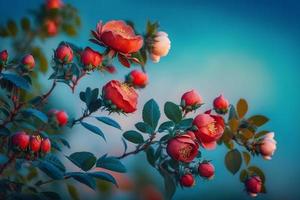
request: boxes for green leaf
[21,17,30,31]
[176,118,193,130]
[38,161,64,180]
[228,105,238,120]
[44,154,66,172]
[67,184,80,200]
[225,149,242,174]
[68,172,96,190]
[237,99,248,119]
[22,108,48,123]
[254,130,269,139]
[164,102,182,123]
[160,167,176,200]
[145,146,156,167]
[81,122,106,141]
[89,171,118,187]
[135,122,153,134]
[7,20,18,36]
[248,166,265,183]
[96,155,126,173]
[248,115,269,127]
[142,99,160,129]
[242,151,251,166]
[239,169,248,182]
[123,130,144,144]
[1,73,31,91]
[158,121,175,133]
[67,152,96,171]
[95,116,121,130]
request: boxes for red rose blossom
[102,80,138,113]
[245,176,262,197]
[29,135,42,152]
[22,54,35,70]
[93,20,143,54]
[81,47,103,68]
[180,174,195,187]
[12,131,30,150]
[127,70,148,88]
[55,44,73,64]
[166,133,199,163]
[213,94,229,114]
[46,0,63,10]
[198,162,215,179]
[40,138,51,153]
[193,114,225,150]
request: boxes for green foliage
[164,102,182,123]
[142,99,161,130]
[95,116,121,130]
[237,99,248,119]
[67,172,96,190]
[21,108,48,123]
[123,130,144,144]
[80,122,106,141]
[88,172,118,187]
[1,73,31,91]
[67,152,96,171]
[225,149,242,175]
[96,155,126,173]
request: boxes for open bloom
[258,132,276,160]
[166,132,199,163]
[93,20,143,54]
[245,176,262,197]
[81,47,103,68]
[180,174,195,187]
[102,80,138,113]
[151,31,171,63]
[193,114,225,150]
[213,94,229,114]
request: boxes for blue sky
[1,0,300,199]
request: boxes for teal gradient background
[1,0,300,199]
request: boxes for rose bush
[0,1,277,199]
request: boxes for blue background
[1,0,300,199]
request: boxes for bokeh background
[1,0,300,199]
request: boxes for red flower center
[179,145,193,160]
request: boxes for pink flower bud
[259,132,276,160]
[181,90,202,111]
[55,44,73,63]
[151,31,171,63]
[29,135,42,152]
[22,54,35,70]
[81,47,103,68]
[245,176,262,197]
[127,70,148,88]
[45,20,58,36]
[40,138,51,153]
[213,94,229,114]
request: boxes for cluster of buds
[11,132,51,160]
[43,0,64,36]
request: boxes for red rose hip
[198,162,215,179]
[180,174,195,187]
[127,70,148,88]
[12,131,30,150]
[55,44,73,64]
[40,138,51,153]
[22,54,35,70]
[55,110,68,126]
[245,176,262,197]
[213,94,229,114]
[29,135,42,152]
